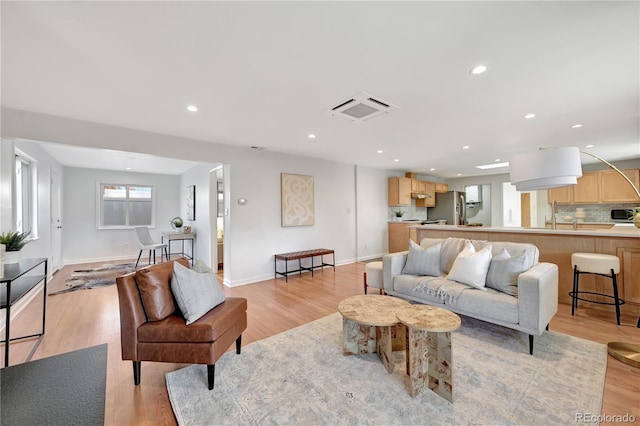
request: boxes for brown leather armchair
[116,258,247,390]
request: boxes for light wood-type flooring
[2,260,639,425]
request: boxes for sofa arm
[382,251,408,293]
[518,262,559,335]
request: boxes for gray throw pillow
[486,249,528,297]
[402,240,442,276]
[171,260,226,325]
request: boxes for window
[99,184,155,228]
[15,152,37,235]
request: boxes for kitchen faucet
[551,200,557,230]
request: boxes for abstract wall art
[281,173,315,227]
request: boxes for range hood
[412,192,432,199]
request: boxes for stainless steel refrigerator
[427,191,466,225]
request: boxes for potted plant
[394,210,405,221]
[171,217,184,231]
[0,230,30,264]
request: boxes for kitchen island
[410,224,639,317]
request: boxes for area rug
[166,313,606,425]
[1,344,107,425]
[49,263,136,295]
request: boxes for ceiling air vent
[327,92,398,123]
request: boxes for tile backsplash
[554,203,639,222]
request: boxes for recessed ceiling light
[457,173,463,177]
[377,150,383,154]
[125,167,132,170]
[470,65,487,75]
[585,144,595,148]
[462,145,470,150]
[186,105,198,112]
[524,113,536,119]
[394,159,400,162]
[571,124,583,129]
[495,158,501,162]
[430,168,435,171]
[308,134,316,139]
[476,161,510,170]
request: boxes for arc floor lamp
[510,146,640,368]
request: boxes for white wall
[2,109,379,286]
[1,138,64,264]
[62,167,180,264]
[355,165,392,260]
[179,162,218,267]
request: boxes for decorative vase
[634,211,640,229]
[4,250,22,264]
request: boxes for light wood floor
[3,260,639,425]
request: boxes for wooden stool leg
[363,271,367,294]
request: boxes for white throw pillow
[446,241,493,290]
[171,260,226,325]
[486,248,528,296]
[402,240,442,276]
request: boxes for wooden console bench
[274,249,335,282]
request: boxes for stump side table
[396,304,461,402]
[338,295,409,373]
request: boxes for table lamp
[509,147,640,368]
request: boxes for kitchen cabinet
[618,247,640,305]
[573,172,600,203]
[601,169,640,202]
[548,186,572,204]
[416,181,436,207]
[547,169,639,204]
[388,222,417,253]
[435,182,449,193]
[388,177,412,206]
[410,179,426,198]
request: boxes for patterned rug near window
[49,263,136,295]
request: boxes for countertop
[409,223,640,238]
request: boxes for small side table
[1,258,48,367]
[396,304,461,402]
[162,232,196,265]
[338,295,409,374]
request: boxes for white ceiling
[2,1,639,177]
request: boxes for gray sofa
[383,237,558,354]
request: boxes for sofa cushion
[394,275,444,304]
[486,248,529,296]
[451,287,519,324]
[402,240,441,276]
[136,261,179,321]
[447,242,493,290]
[171,260,226,325]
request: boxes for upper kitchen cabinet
[416,181,436,207]
[573,172,600,203]
[547,169,639,204]
[600,169,640,202]
[547,185,572,204]
[435,182,449,193]
[388,177,412,206]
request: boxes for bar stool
[364,261,385,295]
[570,253,624,325]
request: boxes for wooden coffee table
[396,304,461,402]
[338,295,409,373]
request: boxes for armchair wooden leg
[236,335,242,354]
[207,364,215,390]
[133,361,141,385]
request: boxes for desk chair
[134,227,169,268]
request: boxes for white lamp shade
[509,147,583,191]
